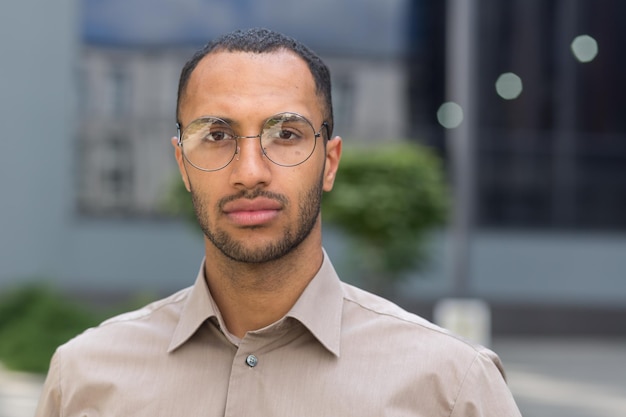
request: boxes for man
[36,28,521,416]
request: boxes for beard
[190,175,324,264]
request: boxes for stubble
[190,175,324,264]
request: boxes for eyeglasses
[176,112,329,172]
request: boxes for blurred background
[1,0,625,416]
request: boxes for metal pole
[445,0,478,297]
[553,0,579,227]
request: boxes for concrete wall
[0,0,204,295]
[392,230,626,309]
[1,0,79,281]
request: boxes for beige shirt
[36,253,521,417]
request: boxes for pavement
[0,365,43,417]
[493,337,626,417]
[1,337,625,417]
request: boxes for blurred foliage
[0,284,152,374]
[322,143,448,290]
[162,175,197,227]
[0,285,103,373]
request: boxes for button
[246,354,258,367]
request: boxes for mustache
[218,189,288,210]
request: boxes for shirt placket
[222,333,272,417]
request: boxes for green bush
[0,285,109,373]
[162,175,197,227]
[322,143,448,289]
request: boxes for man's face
[173,50,341,263]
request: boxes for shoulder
[100,286,191,327]
[58,286,192,354]
[341,282,450,337]
[339,283,519,414]
[340,282,500,369]
[341,282,436,328]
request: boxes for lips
[222,198,283,226]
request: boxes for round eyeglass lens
[261,113,317,166]
[181,117,238,171]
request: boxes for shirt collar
[168,261,218,352]
[286,249,343,357]
[168,249,344,357]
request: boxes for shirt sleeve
[449,348,522,417]
[34,349,62,417]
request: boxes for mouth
[222,197,283,227]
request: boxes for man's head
[172,28,341,265]
[177,28,334,138]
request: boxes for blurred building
[0,0,409,297]
[404,0,626,334]
[409,0,626,230]
[0,1,203,296]
[1,0,624,335]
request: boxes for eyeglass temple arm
[176,122,182,145]
[321,122,331,141]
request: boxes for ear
[171,137,191,192]
[322,136,342,192]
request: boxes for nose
[228,136,272,189]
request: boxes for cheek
[189,177,219,212]
[293,165,325,201]
[289,162,323,188]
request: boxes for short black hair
[176,28,334,137]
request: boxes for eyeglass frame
[176,112,330,172]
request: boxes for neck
[204,237,324,339]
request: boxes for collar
[167,261,218,353]
[168,249,344,357]
[285,250,343,356]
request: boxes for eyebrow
[199,112,314,127]
[209,115,238,126]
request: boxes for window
[78,131,133,214]
[76,47,182,217]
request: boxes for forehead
[180,50,321,124]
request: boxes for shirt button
[246,354,258,368]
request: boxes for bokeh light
[437,102,464,129]
[495,72,523,100]
[571,34,598,63]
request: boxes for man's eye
[205,131,230,142]
[278,130,297,140]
